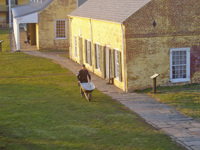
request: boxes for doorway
[29,23,36,45]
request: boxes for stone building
[12,0,87,51]
[69,0,200,92]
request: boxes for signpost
[0,40,4,52]
[150,73,159,94]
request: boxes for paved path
[12,30,200,150]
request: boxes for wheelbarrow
[80,82,95,101]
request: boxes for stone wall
[124,0,200,91]
[37,0,77,50]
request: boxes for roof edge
[68,15,123,24]
[12,0,54,18]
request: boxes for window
[11,0,16,5]
[87,40,90,64]
[6,0,18,5]
[85,40,91,65]
[115,49,120,80]
[74,35,77,58]
[96,43,100,70]
[55,19,67,39]
[170,47,190,83]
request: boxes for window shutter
[94,44,97,69]
[15,0,18,5]
[101,46,106,78]
[100,45,103,72]
[111,49,115,78]
[103,46,106,78]
[118,51,122,82]
[89,41,92,66]
[85,40,87,64]
[109,48,112,79]
[79,37,82,65]
[98,44,101,70]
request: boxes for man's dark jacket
[77,69,91,83]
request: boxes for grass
[0,28,11,52]
[135,84,200,121]
[0,52,184,150]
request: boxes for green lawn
[136,84,200,122]
[0,29,11,52]
[0,52,184,150]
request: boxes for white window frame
[86,39,90,65]
[170,47,190,83]
[55,19,67,39]
[96,43,100,70]
[115,48,120,81]
[74,35,77,58]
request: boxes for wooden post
[150,73,159,94]
[0,40,3,52]
[153,78,156,94]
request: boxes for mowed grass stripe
[0,52,184,149]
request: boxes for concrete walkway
[12,30,200,150]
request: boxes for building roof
[12,0,54,18]
[69,0,152,23]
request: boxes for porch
[19,29,37,51]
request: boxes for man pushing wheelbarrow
[77,64,95,101]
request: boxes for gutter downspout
[89,19,94,72]
[121,23,126,92]
[69,17,72,59]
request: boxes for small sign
[150,73,159,79]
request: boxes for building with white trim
[69,0,200,92]
[12,0,87,51]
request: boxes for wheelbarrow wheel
[84,93,92,101]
